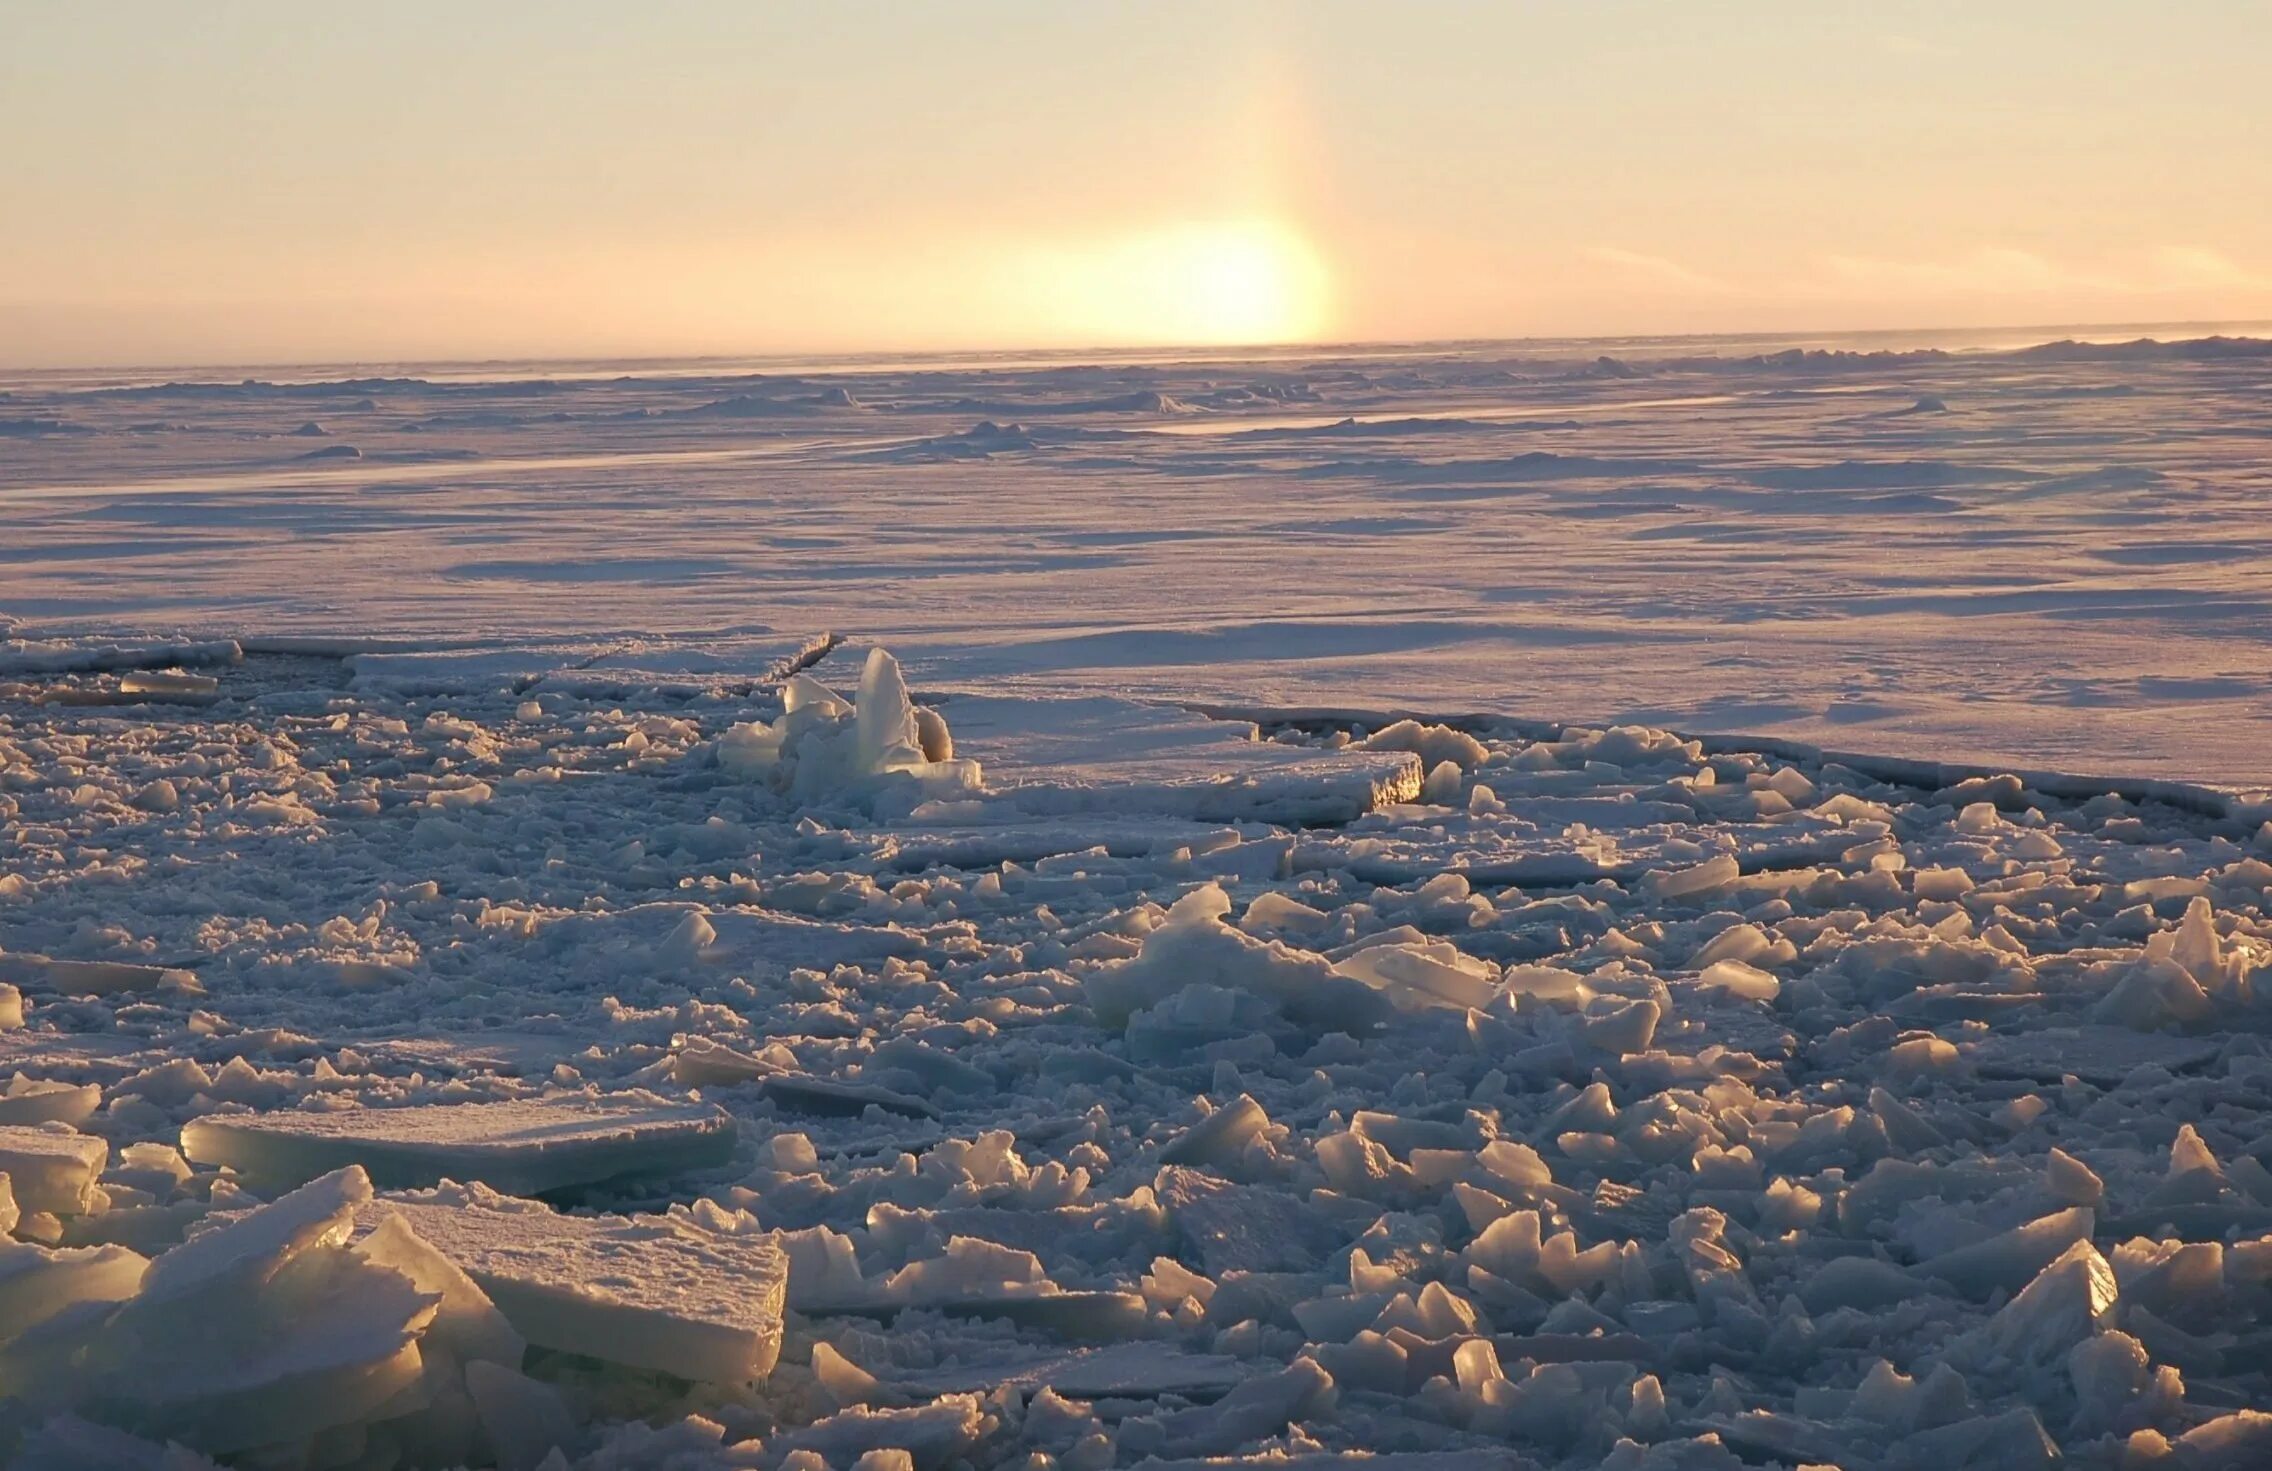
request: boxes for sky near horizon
[5,2,2270,368]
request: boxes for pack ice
[8,530,2272,1467]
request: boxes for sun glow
[1023,219,1333,347]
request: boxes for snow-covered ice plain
[3,331,2272,1468]
[7,328,2272,786]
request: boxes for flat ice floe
[179,1093,738,1193]
[935,693,1422,824]
[360,1182,788,1383]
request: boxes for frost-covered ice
[6,334,2272,1466]
[361,1182,788,1384]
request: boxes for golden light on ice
[1025,219,1333,347]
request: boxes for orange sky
[5,3,2270,367]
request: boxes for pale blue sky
[5,2,2269,365]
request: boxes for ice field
[6,329,2272,787]
[3,334,2272,1468]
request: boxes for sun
[1026,219,1333,347]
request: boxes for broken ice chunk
[812,1340,882,1406]
[1159,1094,1271,1168]
[1333,939,1501,1012]
[1124,984,1271,1063]
[2046,1147,2105,1207]
[1799,1256,1929,1315]
[929,1290,1149,1340]
[2067,1329,2152,1433]
[75,1166,442,1456]
[0,983,21,1030]
[0,1124,109,1214]
[1963,1239,2118,1368]
[465,1358,580,1470]
[833,1232,1148,1340]
[761,1072,941,1121]
[1884,1408,2060,1471]
[881,1235,1046,1301]
[354,1210,525,1368]
[0,1076,103,1128]
[2093,955,2214,1030]
[671,1037,939,1120]
[715,648,981,805]
[1580,998,1661,1055]
[765,1395,993,1471]
[180,1092,736,1193]
[0,1235,148,1346]
[363,1182,788,1383]
[1085,884,1391,1037]
[118,670,220,703]
[1693,922,1791,969]
[1117,1358,1335,1462]
[2144,1121,2230,1211]
[1143,1253,1217,1315]
[1362,719,1488,769]
[1156,1166,1360,1275]
[1646,853,1740,901]
[2171,1411,2272,1467]
[1697,959,1780,1002]
[877,1341,1249,1401]
[0,955,200,998]
[1917,1207,2095,1299]
[1239,891,1331,937]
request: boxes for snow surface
[4,334,2272,1467]
[7,334,2272,786]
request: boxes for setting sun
[1022,219,1334,347]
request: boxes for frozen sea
[5,330,2272,1469]
[6,324,2271,790]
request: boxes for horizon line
[8,314,2272,385]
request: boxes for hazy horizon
[10,315,2272,389]
[9,2,2272,369]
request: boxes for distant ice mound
[716,647,978,808]
[684,394,807,418]
[933,388,1196,417]
[876,420,1040,461]
[1119,389,1194,414]
[940,420,1037,455]
[682,386,864,418]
